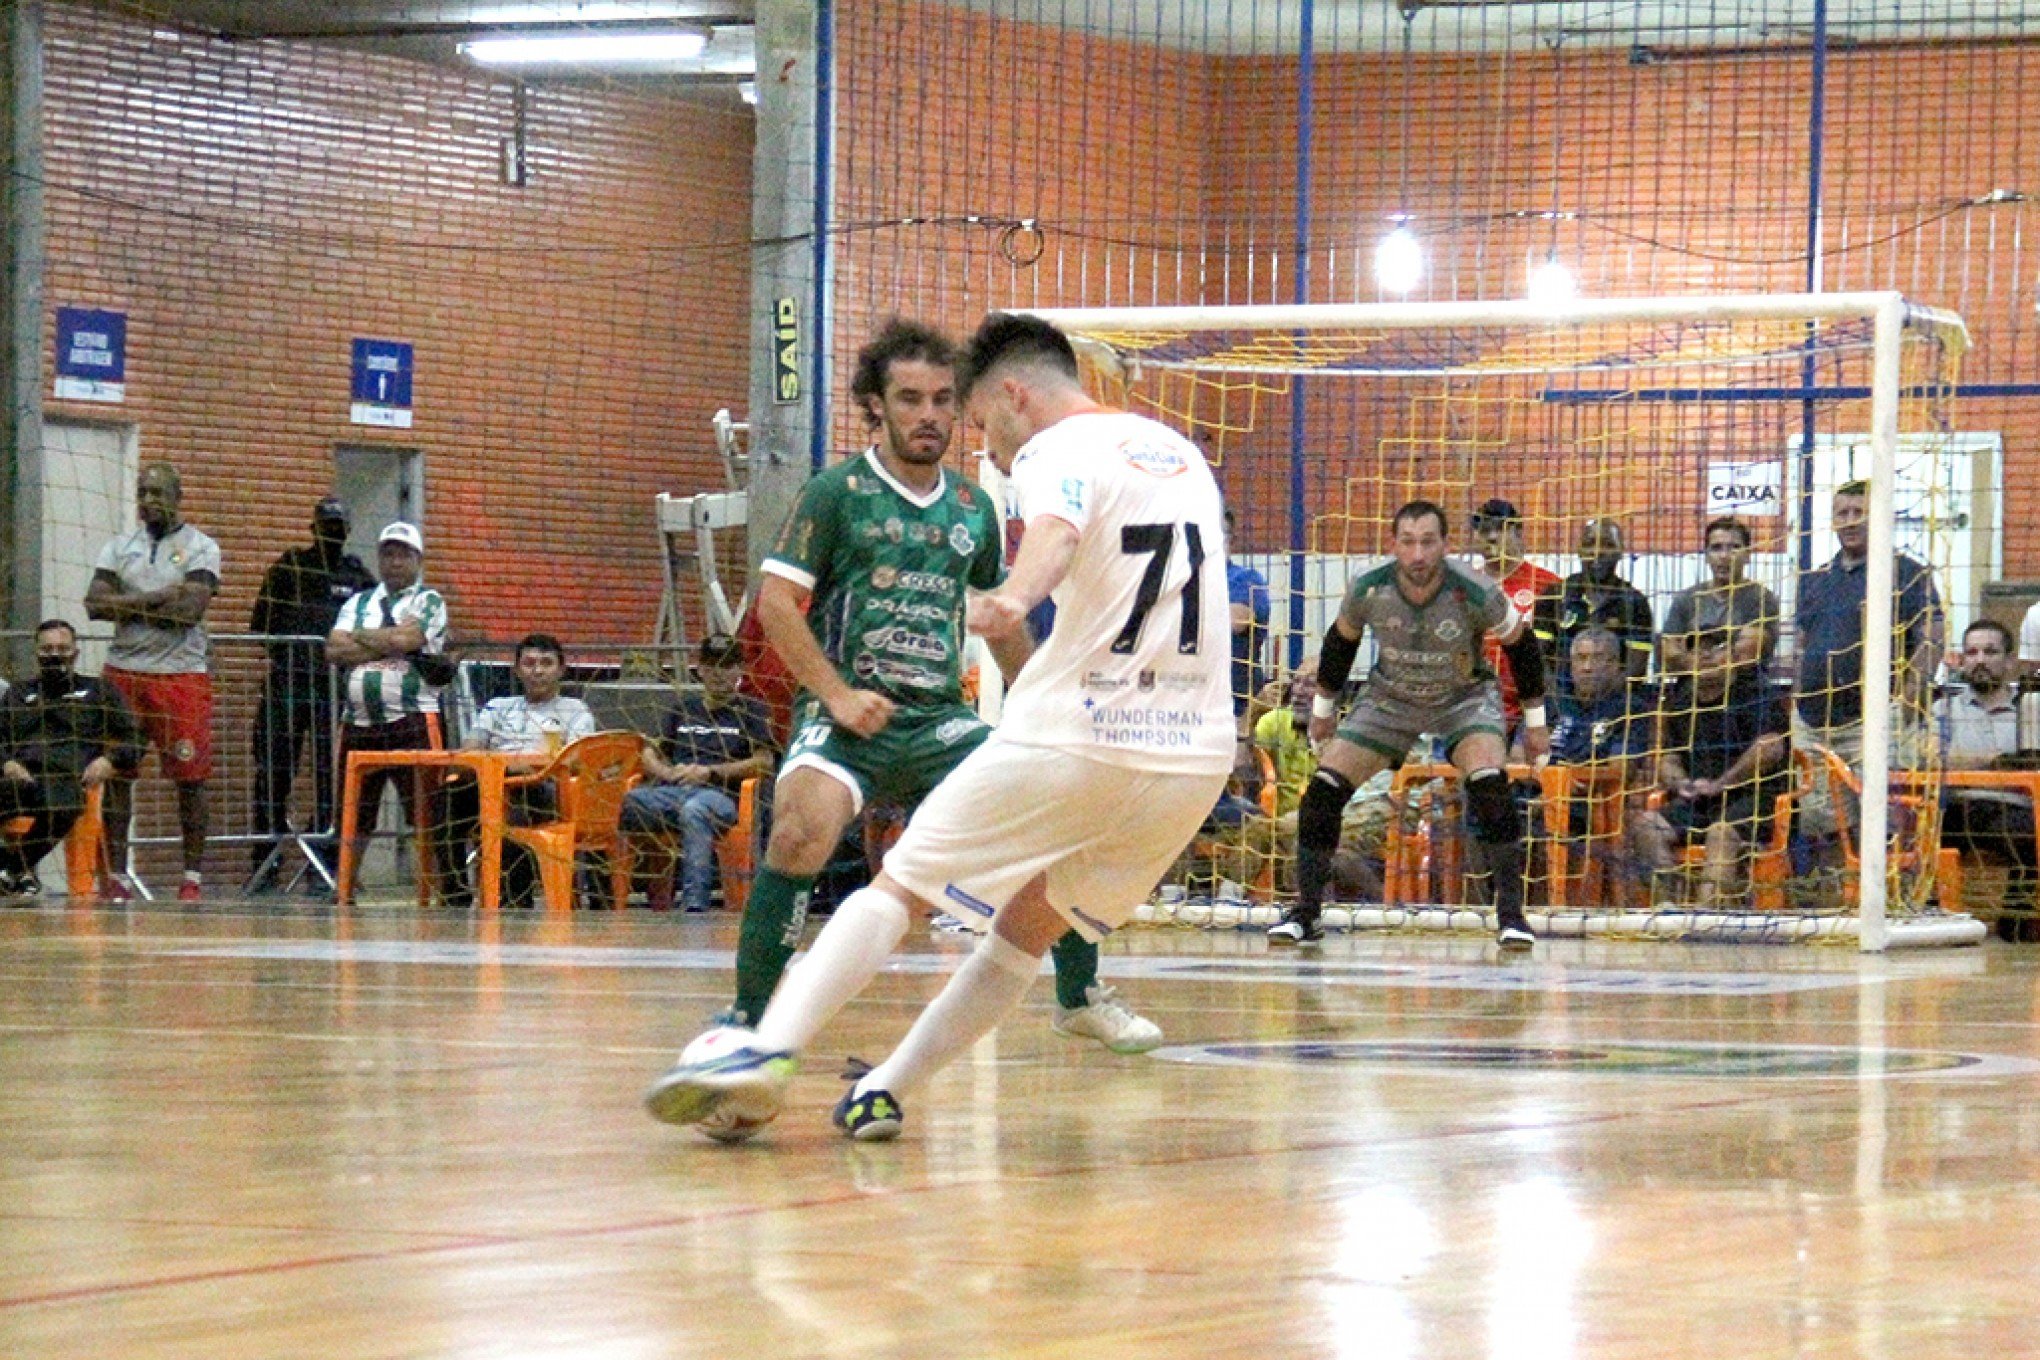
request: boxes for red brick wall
[1206,42,2040,568]
[34,3,753,872]
[825,22,2037,575]
[830,0,1216,459]
[40,3,755,645]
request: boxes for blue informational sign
[54,306,127,402]
[350,338,414,428]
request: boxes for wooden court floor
[3,899,2039,1360]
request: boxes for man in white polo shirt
[84,461,220,902]
[1937,618,2036,941]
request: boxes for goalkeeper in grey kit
[1270,499,1550,949]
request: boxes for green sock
[1050,930,1098,1010]
[731,868,815,1025]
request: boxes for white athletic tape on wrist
[1523,702,1548,729]
[1311,693,1338,721]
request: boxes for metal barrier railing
[0,628,694,896]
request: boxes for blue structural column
[808,0,833,473]
[1286,0,1316,670]
[1795,0,1829,572]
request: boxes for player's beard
[885,414,950,466]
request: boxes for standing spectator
[1793,480,1942,846]
[1225,505,1271,723]
[248,496,374,882]
[84,461,219,902]
[621,635,776,914]
[1539,516,1653,690]
[1934,619,2035,941]
[0,621,143,899]
[1631,632,1790,907]
[1662,516,1778,673]
[436,633,598,908]
[1471,497,1561,736]
[326,522,460,902]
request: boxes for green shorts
[778,696,989,813]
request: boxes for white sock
[858,933,1041,1098]
[753,885,913,1054]
[183,870,201,885]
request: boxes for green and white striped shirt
[334,582,450,726]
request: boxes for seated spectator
[440,633,598,907]
[1542,628,1649,895]
[1539,517,1653,691]
[1661,516,1778,674]
[1630,632,1790,907]
[1933,619,2035,941]
[1548,629,1646,768]
[1241,663,1319,891]
[0,620,143,899]
[621,635,775,913]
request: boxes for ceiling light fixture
[459,28,708,67]
[1375,224,1423,294]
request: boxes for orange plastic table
[336,749,547,911]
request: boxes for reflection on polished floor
[3,902,2038,1359]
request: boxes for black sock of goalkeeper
[1465,768,1526,917]
[1295,768,1356,915]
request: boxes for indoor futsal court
[6,1,2040,1357]
[4,902,2040,1357]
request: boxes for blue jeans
[622,783,737,912]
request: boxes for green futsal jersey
[762,448,1005,706]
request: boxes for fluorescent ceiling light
[459,28,707,66]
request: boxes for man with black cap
[1471,497,1560,739]
[1538,516,1655,693]
[248,497,374,883]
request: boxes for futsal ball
[682,1026,777,1145]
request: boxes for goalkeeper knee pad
[1298,768,1357,851]
[1465,767,1521,845]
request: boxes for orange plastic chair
[2,782,106,898]
[716,777,760,912]
[499,732,646,914]
[1647,782,1797,912]
[1798,747,1963,910]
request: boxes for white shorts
[882,737,1228,943]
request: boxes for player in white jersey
[644,312,1233,1142]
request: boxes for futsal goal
[1023,293,1982,951]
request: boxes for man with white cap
[326,522,460,902]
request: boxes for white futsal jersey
[997,410,1234,774]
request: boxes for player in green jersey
[718,319,1162,1059]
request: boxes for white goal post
[1022,293,1978,951]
